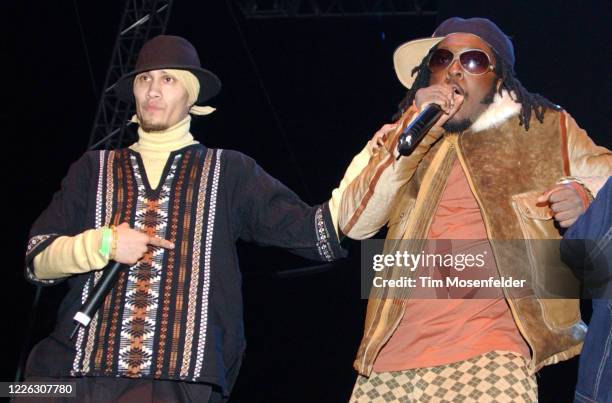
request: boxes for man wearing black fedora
[22,35,375,401]
[339,17,611,401]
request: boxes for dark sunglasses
[428,48,494,75]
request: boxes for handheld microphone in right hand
[396,104,443,157]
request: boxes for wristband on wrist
[99,227,113,258]
[110,225,118,260]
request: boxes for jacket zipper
[448,134,536,371]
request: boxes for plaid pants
[350,351,537,402]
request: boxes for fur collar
[469,89,521,133]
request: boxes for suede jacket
[339,91,612,376]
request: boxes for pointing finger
[147,236,175,249]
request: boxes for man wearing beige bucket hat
[339,17,612,402]
[21,35,378,401]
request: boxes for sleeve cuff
[25,234,63,286]
[315,203,348,262]
[557,176,594,209]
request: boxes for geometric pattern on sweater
[73,149,113,374]
[315,205,334,261]
[70,147,221,382]
[117,153,180,377]
[25,142,342,394]
[193,149,221,378]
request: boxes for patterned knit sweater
[24,117,358,394]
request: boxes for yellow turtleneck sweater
[33,115,372,280]
[129,115,199,188]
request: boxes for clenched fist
[414,83,465,129]
[536,184,586,228]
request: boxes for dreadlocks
[392,46,560,130]
[491,49,560,129]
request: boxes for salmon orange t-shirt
[373,160,530,371]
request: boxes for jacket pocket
[511,190,580,329]
[512,190,554,231]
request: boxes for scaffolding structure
[87,0,173,150]
[236,0,437,18]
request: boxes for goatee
[140,123,170,132]
[138,116,170,133]
[442,119,473,133]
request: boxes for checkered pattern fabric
[350,351,537,402]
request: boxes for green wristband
[99,227,113,258]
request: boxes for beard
[140,121,170,132]
[137,113,170,132]
[442,118,473,133]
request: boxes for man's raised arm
[339,107,444,239]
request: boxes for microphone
[397,104,443,157]
[70,261,124,339]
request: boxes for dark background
[6,1,611,402]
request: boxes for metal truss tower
[236,0,437,18]
[87,0,173,150]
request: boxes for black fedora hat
[114,35,221,103]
